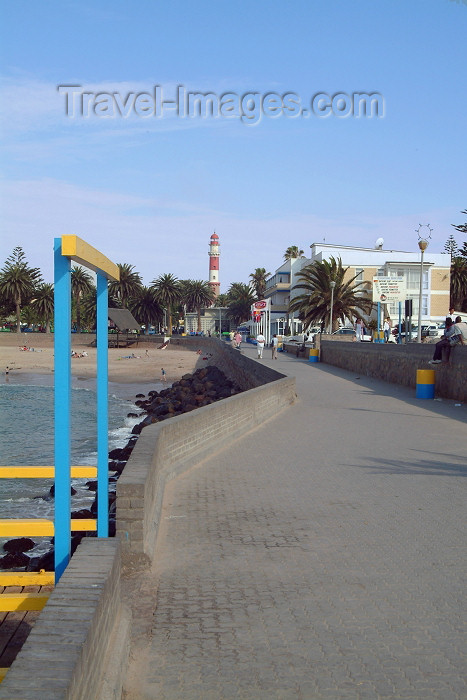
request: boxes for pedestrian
[161,367,167,381]
[256,332,266,359]
[447,307,456,321]
[355,318,364,341]
[428,318,456,364]
[271,334,278,359]
[383,317,392,343]
[234,332,242,350]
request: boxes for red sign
[254,300,267,309]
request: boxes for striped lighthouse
[208,232,220,298]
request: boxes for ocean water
[0,376,146,557]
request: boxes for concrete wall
[0,539,130,700]
[116,341,296,562]
[319,341,467,402]
[0,341,295,698]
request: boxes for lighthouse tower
[208,232,220,298]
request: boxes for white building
[265,242,451,334]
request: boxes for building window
[355,267,364,282]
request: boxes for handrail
[0,519,97,536]
[0,466,97,478]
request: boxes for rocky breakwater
[0,365,241,571]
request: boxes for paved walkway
[122,347,466,700]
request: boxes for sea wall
[0,539,130,700]
[319,340,467,402]
[116,340,296,562]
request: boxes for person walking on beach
[271,334,278,359]
[161,367,167,381]
[256,333,266,359]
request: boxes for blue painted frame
[53,237,117,581]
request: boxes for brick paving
[122,348,466,699]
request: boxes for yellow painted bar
[0,592,50,612]
[0,519,97,536]
[71,519,96,531]
[0,668,7,682]
[416,369,435,385]
[0,519,54,536]
[0,466,97,478]
[61,235,120,281]
[0,571,55,586]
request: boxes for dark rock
[3,537,35,554]
[0,552,30,569]
[47,484,76,499]
[27,548,54,571]
[71,508,93,519]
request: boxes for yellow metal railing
[0,466,97,682]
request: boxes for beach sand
[0,333,202,398]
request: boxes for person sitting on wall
[428,318,456,364]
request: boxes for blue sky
[1,0,466,291]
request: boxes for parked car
[332,327,372,342]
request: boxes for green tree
[226,282,256,326]
[108,263,143,308]
[249,268,271,300]
[213,293,229,307]
[284,245,305,260]
[80,285,98,329]
[450,256,467,311]
[452,210,467,259]
[452,209,467,236]
[443,234,459,258]
[71,265,93,331]
[129,286,163,332]
[32,283,54,333]
[289,256,373,332]
[0,247,42,332]
[151,273,181,334]
[182,280,215,332]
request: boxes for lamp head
[418,239,429,252]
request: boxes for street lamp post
[416,225,431,343]
[329,280,336,334]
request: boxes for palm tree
[213,293,229,307]
[0,247,42,332]
[80,286,98,329]
[151,273,181,334]
[32,283,54,333]
[450,256,467,311]
[71,265,93,331]
[129,286,163,333]
[226,282,256,326]
[284,245,305,260]
[108,263,143,308]
[249,268,271,300]
[182,280,215,332]
[289,256,373,332]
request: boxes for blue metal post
[96,272,109,536]
[54,238,71,582]
[377,301,381,343]
[398,301,402,344]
